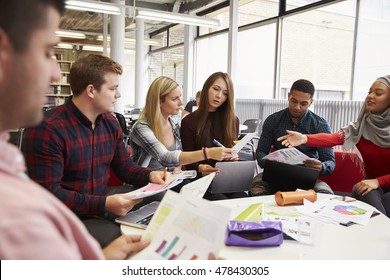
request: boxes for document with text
[132,190,231,260]
[126,171,197,199]
[263,147,311,165]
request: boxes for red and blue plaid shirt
[23,99,151,217]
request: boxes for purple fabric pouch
[225,220,283,247]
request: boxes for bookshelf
[46,60,72,109]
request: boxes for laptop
[115,201,160,229]
[209,161,257,194]
[262,160,320,191]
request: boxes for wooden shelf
[45,59,72,108]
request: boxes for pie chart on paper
[333,205,367,215]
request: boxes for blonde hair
[140,76,179,142]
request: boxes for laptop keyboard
[137,214,153,225]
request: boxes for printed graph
[333,205,367,215]
[154,235,194,260]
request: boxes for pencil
[163,167,167,181]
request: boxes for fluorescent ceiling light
[82,44,134,54]
[55,43,73,49]
[81,44,104,52]
[97,35,159,46]
[56,30,86,39]
[136,8,220,28]
[65,0,121,15]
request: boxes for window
[353,0,390,100]
[195,33,228,90]
[286,0,323,11]
[236,22,277,99]
[280,0,356,100]
[238,0,279,26]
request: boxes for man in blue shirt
[252,79,335,195]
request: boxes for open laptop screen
[209,161,257,194]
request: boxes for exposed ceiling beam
[126,0,173,11]
[180,0,227,14]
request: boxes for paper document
[132,190,231,260]
[263,206,316,244]
[180,172,215,198]
[299,198,375,226]
[126,171,196,199]
[263,147,310,165]
[232,132,256,153]
[264,215,317,244]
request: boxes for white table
[121,194,390,260]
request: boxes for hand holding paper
[263,147,311,165]
[126,170,197,199]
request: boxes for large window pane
[280,0,356,100]
[199,7,230,36]
[195,33,228,91]
[236,23,277,99]
[238,0,279,26]
[200,0,279,36]
[353,0,390,100]
[286,0,323,11]
[148,45,184,87]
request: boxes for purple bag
[225,220,283,247]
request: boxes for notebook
[209,161,257,194]
[262,160,320,191]
[115,201,160,229]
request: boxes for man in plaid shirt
[23,54,165,247]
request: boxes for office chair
[238,119,261,139]
[127,108,142,129]
[236,135,261,175]
[114,112,131,147]
[8,128,25,150]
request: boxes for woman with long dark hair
[181,72,246,200]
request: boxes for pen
[163,167,167,181]
[213,139,234,158]
[213,139,225,148]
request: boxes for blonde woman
[130,76,233,172]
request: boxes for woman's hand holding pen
[208,147,236,161]
[211,139,237,160]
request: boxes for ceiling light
[97,35,159,46]
[55,43,73,49]
[56,30,86,39]
[136,8,220,28]
[81,44,134,54]
[82,44,105,52]
[65,0,121,15]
